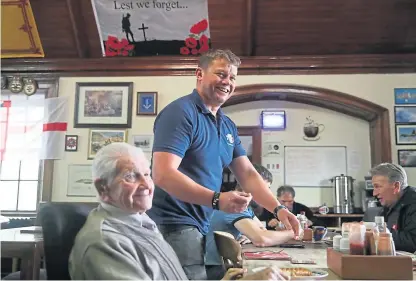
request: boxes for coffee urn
[331,174,355,214]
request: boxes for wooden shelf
[315,214,364,218]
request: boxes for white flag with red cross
[39,97,69,160]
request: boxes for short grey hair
[198,49,241,69]
[277,185,296,197]
[92,142,146,185]
[369,163,408,189]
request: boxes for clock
[23,78,38,96]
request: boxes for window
[0,91,45,212]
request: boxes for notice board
[284,146,347,187]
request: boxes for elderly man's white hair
[369,162,408,190]
[92,142,146,184]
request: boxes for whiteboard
[284,146,347,187]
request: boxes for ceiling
[25,0,416,59]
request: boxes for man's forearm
[251,230,294,247]
[153,168,214,206]
[240,169,280,213]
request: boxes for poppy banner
[91,0,211,57]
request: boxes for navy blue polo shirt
[147,89,246,235]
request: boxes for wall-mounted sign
[91,0,211,56]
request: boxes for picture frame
[394,106,416,123]
[67,164,96,197]
[74,82,133,128]
[132,135,153,153]
[396,124,416,145]
[137,92,158,116]
[398,149,416,168]
[65,135,78,151]
[88,129,127,159]
[394,88,416,105]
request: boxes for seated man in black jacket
[371,163,416,253]
[258,185,320,230]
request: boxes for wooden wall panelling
[207,0,246,54]
[30,0,79,58]
[255,0,416,56]
[2,54,416,76]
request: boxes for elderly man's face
[99,156,154,213]
[278,192,294,211]
[372,175,400,207]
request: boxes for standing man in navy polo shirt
[148,49,300,280]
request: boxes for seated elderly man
[69,143,288,280]
[259,185,319,230]
[370,163,416,253]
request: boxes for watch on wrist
[273,205,287,218]
[212,192,221,210]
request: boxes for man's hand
[242,267,290,281]
[268,218,279,228]
[219,191,252,213]
[277,208,300,237]
[221,268,247,280]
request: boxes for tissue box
[327,248,413,280]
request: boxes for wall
[53,74,416,206]
[224,100,370,208]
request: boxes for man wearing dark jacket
[371,163,416,253]
[258,185,322,230]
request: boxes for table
[1,226,44,280]
[242,242,416,280]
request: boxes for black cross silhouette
[138,23,149,41]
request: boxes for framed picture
[398,150,416,167]
[132,135,153,152]
[88,129,127,159]
[65,135,78,151]
[394,88,416,105]
[74,82,133,128]
[137,92,158,116]
[395,106,416,123]
[396,124,416,145]
[67,164,96,197]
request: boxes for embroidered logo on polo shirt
[226,134,234,146]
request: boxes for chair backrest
[213,231,243,269]
[38,202,96,280]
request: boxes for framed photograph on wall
[137,92,157,116]
[395,106,416,123]
[74,82,133,128]
[67,164,96,197]
[65,135,78,151]
[132,135,153,152]
[394,88,416,105]
[88,129,127,159]
[396,124,416,145]
[398,149,416,168]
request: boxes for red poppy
[190,19,208,34]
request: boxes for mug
[313,226,328,241]
[318,205,329,214]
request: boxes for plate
[251,267,328,280]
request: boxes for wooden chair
[213,231,243,270]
